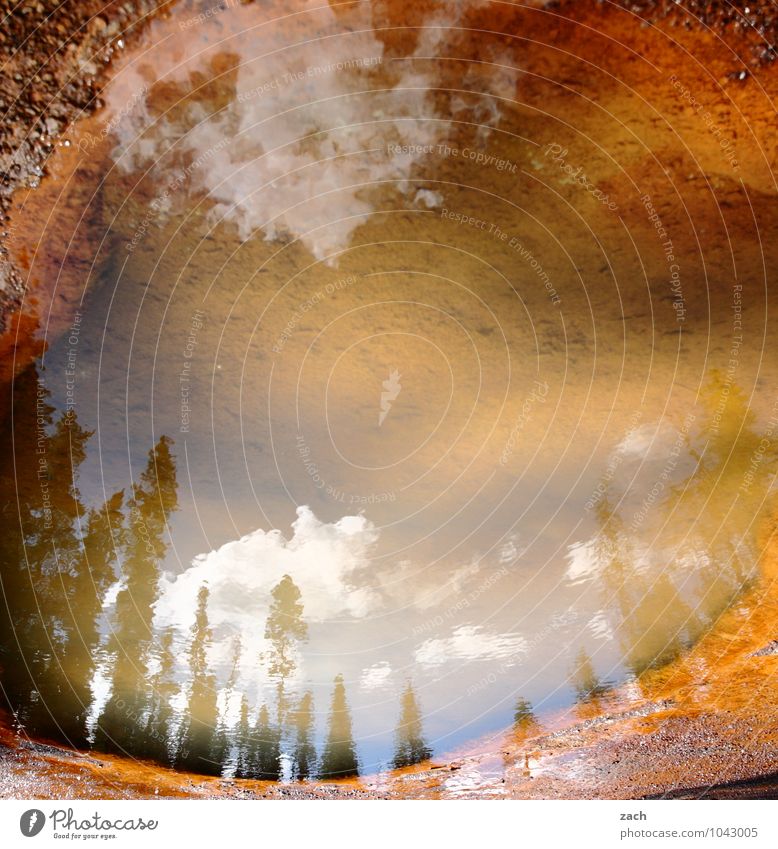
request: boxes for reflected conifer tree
[503,696,539,771]
[251,703,282,780]
[211,635,242,769]
[391,682,431,769]
[591,373,777,676]
[263,574,307,728]
[512,697,537,734]
[570,647,611,704]
[0,365,120,749]
[592,498,701,676]
[176,585,221,775]
[290,691,316,780]
[94,436,178,756]
[234,695,253,779]
[142,627,178,765]
[51,490,126,746]
[319,674,358,778]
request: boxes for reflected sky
[2,0,777,778]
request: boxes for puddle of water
[1,0,777,780]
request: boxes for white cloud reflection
[414,624,527,667]
[153,506,380,692]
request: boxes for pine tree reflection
[319,674,359,778]
[391,682,431,769]
[290,691,316,781]
[0,366,121,749]
[263,574,308,729]
[569,647,612,705]
[94,436,178,755]
[142,627,177,765]
[176,585,221,775]
[591,373,777,677]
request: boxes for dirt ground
[0,0,171,316]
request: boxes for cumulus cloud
[153,506,380,692]
[105,0,524,264]
[359,661,393,691]
[565,538,601,585]
[414,624,527,667]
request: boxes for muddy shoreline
[0,0,170,321]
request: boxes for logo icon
[20,810,45,837]
[378,369,402,426]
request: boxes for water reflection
[569,648,612,705]
[573,372,776,678]
[391,683,431,769]
[0,367,113,749]
[2,348,775,776]
[320,674,358,779]
[93,436,179,757]
[1,0,777,781]
[290,691,316,781]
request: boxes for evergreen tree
[252,703,281,780]
[176,585,220,775]
[263,574,307,728]
[234,695,253,779]
[391,682,431,769]
[290,690,316,780]
[0,365,111,749]
[94,436,178,756]
[142,627,178,765]
[319,674,358,778]
[210,635,242,770]
[512,697,537,732]
[570,647,610,702]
